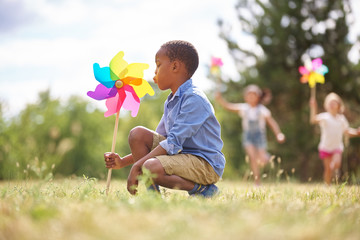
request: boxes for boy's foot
[147,184,160,193]
[188,184,219,198]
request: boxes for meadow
[1,177,359,240]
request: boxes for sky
[0,0,359,119]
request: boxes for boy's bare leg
[128,126,155,162]
[127,127,196,191]
[143,158,195,191]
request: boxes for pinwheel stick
[215,75,221,88]
[106,110,120,195]
[311,85,316,99]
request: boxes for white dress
[315,112,349,152]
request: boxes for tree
[0,86,168,180]
[217,0,360,181]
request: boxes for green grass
[1,178,359,240]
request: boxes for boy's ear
[171,60,181,72]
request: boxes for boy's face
[153,47,173,91]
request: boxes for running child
[310,92,360,184]
[215,85,285,185]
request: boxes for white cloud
[0,0,240,119]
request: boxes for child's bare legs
[330,153,342,182]
[128,126,154,162]
[143,159,195,191]
[330,153,342,170]
[257,149,269,167]
[322,153,342,185]
[128,127,195,191]
[245,145,260,185]
[322,157,332,185]
[127,126,161,190]
[245,145,268,185]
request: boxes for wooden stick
[310,84,316,99]
[106,110,120,195]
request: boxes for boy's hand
[127,163,142,195]
[104,152,122,169]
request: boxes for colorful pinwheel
[298,58,328,88]
[87,51,154,117]
[87,51,154,194]
[210,56,223,76]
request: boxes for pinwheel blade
[109,51,128,80]
[298,66,310,75]
[131,79,155,98]
[123,85,140,102]
[87,84,117,100]
[104,90,126,117]
[123,86,140,117]
[308,72,324,88]
[122,77,142,86]
[311,58,323,70]
[300,75,309,84]
[211,57,223,67]
[210,67,221,75]
[124,63,149,78]
[93,63,115,88]
[316,65,329,76]
[304,59,313,72]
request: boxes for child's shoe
[188,183,219,198]
[147,184,160,193]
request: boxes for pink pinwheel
[298,58,328,88]
[87,51,154,194]
[87,51,154,117]
[210,56,223,76]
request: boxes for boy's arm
[215,91,240,113]
[161,95,212,155]
[104,153,134,169]
[127,145,167,195]
[266,116,285,143]
[309,96,318,124]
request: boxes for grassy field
[1,177,359,240]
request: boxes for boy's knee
[143,158,164,176]
[129,126,143,141]
[129,126,151,145]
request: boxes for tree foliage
[0,88,168,180]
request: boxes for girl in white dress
[310,92,360,184]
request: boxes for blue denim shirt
[156,79,225,177]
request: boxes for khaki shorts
[152,132,219,185]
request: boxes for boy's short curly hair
[161,40,199,78]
